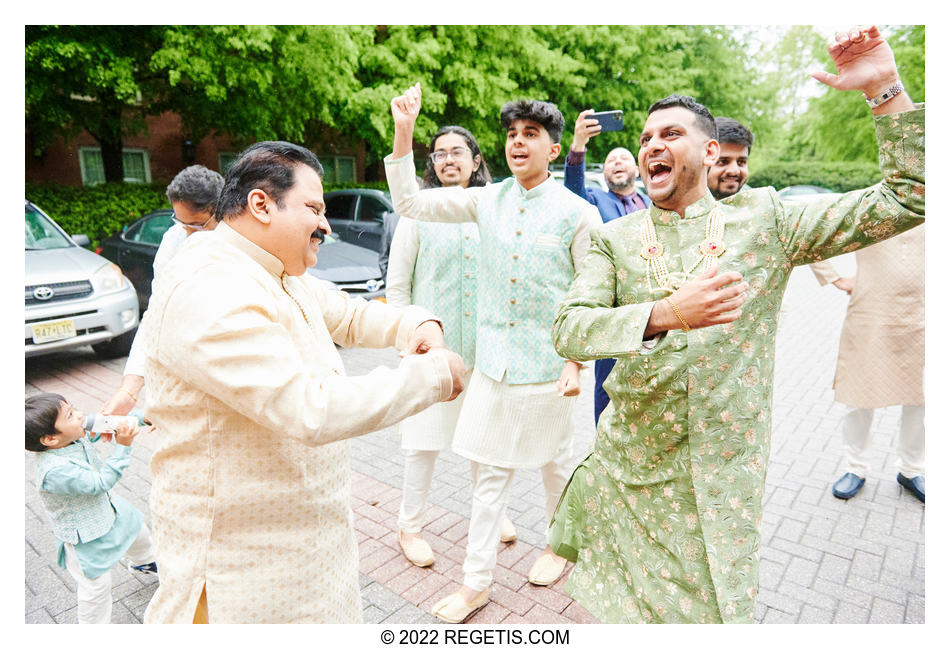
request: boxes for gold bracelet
[665,297,691,332]
[122,388,138,402]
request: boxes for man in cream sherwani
[141,141,466,623]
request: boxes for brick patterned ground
[25,258,925,623]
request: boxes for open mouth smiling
[647,160,672,184]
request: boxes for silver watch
[866,81,904,108]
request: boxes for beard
[606,173,636,193]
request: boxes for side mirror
[71,234,91,247]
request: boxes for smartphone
[590,110,623,132]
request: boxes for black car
[324,189,394,252]
[99,209,385,310]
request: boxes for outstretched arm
[778,26,923,266]
[810,26,914,116]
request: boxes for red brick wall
[26,112,365,186]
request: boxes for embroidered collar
[640,196,726,294]
[649,191,718,224]
[214,221,285,277]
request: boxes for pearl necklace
[639,205,726,294]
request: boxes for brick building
[26,111,370,187]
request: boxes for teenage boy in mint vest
[26,392,156,623]
[385,84,602,623]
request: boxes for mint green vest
[35,437,117,544]
[476,177,588,384]
[411,221,479,367]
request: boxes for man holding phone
[563,109,651,425]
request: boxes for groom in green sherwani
[549,26,924,623]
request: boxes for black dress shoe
[832,472,866,499]
[897,473,925,503]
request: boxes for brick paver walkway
[25,258,924,624]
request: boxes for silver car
[25,200,139,358]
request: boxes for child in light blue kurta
[26,392,157,624]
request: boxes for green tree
[781,25,924,163]
[26,26,166,182]
[151,25,368,145]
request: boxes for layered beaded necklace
[639,205,726,294]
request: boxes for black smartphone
[590,110,623,132]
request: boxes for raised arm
[385,85,483,223]
[564,109,600,200]
[779,26,923,265]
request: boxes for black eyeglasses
[429,147,471,164]
[171,212,216,231]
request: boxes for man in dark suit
[563,109,651,424]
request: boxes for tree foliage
[25,25,925,182]
[770,25,924,164]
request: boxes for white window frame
[322,155,357,185]
[79,146,152,185]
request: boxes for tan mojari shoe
[528,552,567,586]
[500,515,517,543]
[431,588,490,623]
[398,534,434,568]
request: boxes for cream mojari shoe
[431,588,490,623]
[528,551,567,586]
[500,516,517,543]
[398,533,434,568]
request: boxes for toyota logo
[33,286,54,301]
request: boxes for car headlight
[91,262,127,295]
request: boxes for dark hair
[25,392,66,452]
[166,165,225,212]
[500,100,565,143]
[647,94,717,140]
[714,117,755,153]
[422,125,493,189]
[215,141,324,221]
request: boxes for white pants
[461,438,574,591]
[398,449,441,533]
[62,523,155,624]
[843,405,925,479]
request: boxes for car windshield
[25,204,72,250]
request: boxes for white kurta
[142,221,455,623]
[385,153,600,469]
[124,224,190,377]
[387,217,473,451]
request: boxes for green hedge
[26,180,394,249]
[324,180,391,192]
[747,161,882,193]
[26,182,170,248]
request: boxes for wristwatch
[866,81,904,108]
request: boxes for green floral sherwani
[549,106,925,623]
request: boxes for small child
[25,392,157,624]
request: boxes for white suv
[25,200,139,358]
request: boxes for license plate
[32,319,77,344]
